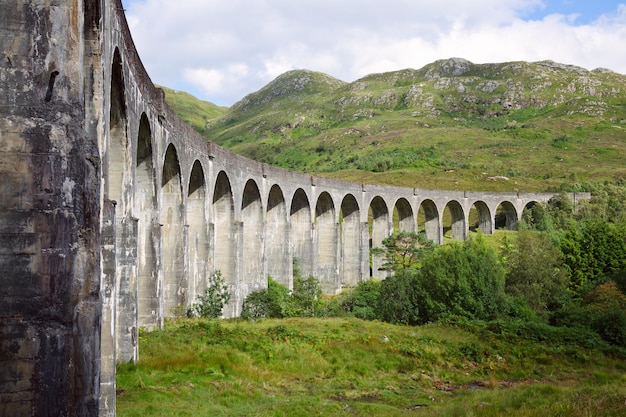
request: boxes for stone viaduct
[0,0,590,415]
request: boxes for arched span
[187,161,207,308]
[496,201,519,230]
[340,194,361,287]
[521,200,542,228]
[369,196,389,279]
[266,184,290,288]
[316,192,339,293]
[418,199,441,244]
[290,188,313,278]
[394,198,415,233]
[443,200,466,240]
[161,144,185,317]
[136,113,158,329]
[241,179,264,297]
[470,200,492,235]
[212,171,236,317]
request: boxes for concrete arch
[369,196,390,279]
[340,194,362,287]
[496,201,519,230]
[161,144,185,317]
[394,197,415,233]
[290,188,313,278]
[470,200,493,235]
[316,191,339,293]
[241,179,265,299]
[266,184,291,288]
[443,200,466,240]
[212,170,236,317]
[136,113,158,329]
[187,160,207,307]
[521,200,542,227]
[418,199,441,244]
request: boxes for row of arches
[101,44,540,366]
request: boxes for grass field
[117,317,626,416]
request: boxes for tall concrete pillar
[0,1,102,415]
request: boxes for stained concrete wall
[0,1,592,416]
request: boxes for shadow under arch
[394,197,415,233]
[316,192,338,293]
[369,196,389,279]
[418,199,440,244]
[290,188,313,278]
[136,113,158,329]
[266,184,290,288]
[187,160,207,308]
[161,144,185,317]
[495,201,519,230]
[212,171,236,317]
[340,194,361,287]
[241,179,264,296]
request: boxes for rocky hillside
[170,59,626,192]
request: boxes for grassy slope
[117,317,626,417]
[186,60,626,192]
[158,85,228,134]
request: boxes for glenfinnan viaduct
[0,1,589,415]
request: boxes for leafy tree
[287,275,323,317]
[344,279,381,320]
[377,270,423,325]
[416,235,508,322]
[560,220,626,292]
[503,230,569,318]
[188,270,231,319]
[372,231,434,271]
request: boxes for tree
[503,230,569,318]
[372,231,434,271]
[188,270,231,319]
[416,235,508,322]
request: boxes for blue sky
[121,0,626,106]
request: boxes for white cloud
[123,0,626,106]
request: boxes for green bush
[242,277,291,320]
[345,279,381,320]
[416,236,508,322]
[287,276,323,317]
[187,270,231,319]
[377,270,423,325]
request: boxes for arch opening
[161,144,185,317]
[136,114,158,329]
[187,161,207,307]
[469,201,492,235]
[496,201,519,230]
[241,179,264,298]
[369,196,389,279]
[212,171,235,317]
[443,200,466,240]
[316,192,338,293]
[266,185,290,288]
[340,194,361,287]
[290,189,313,278]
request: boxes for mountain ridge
[164,58,626,192]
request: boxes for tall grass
[117,318,626,416]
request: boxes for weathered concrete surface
[0,1,592,416]
[0,1,101,416]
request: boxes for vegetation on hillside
[158,85,228,134]
[165,59,626,192]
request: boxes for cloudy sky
[121,0,626,107]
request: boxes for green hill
[158,85,228,134]
[165,59,626,192]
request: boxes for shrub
[287,275,323,317]
[241,277,290,320]
[187,270,231,319]
[347,279,382,320]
